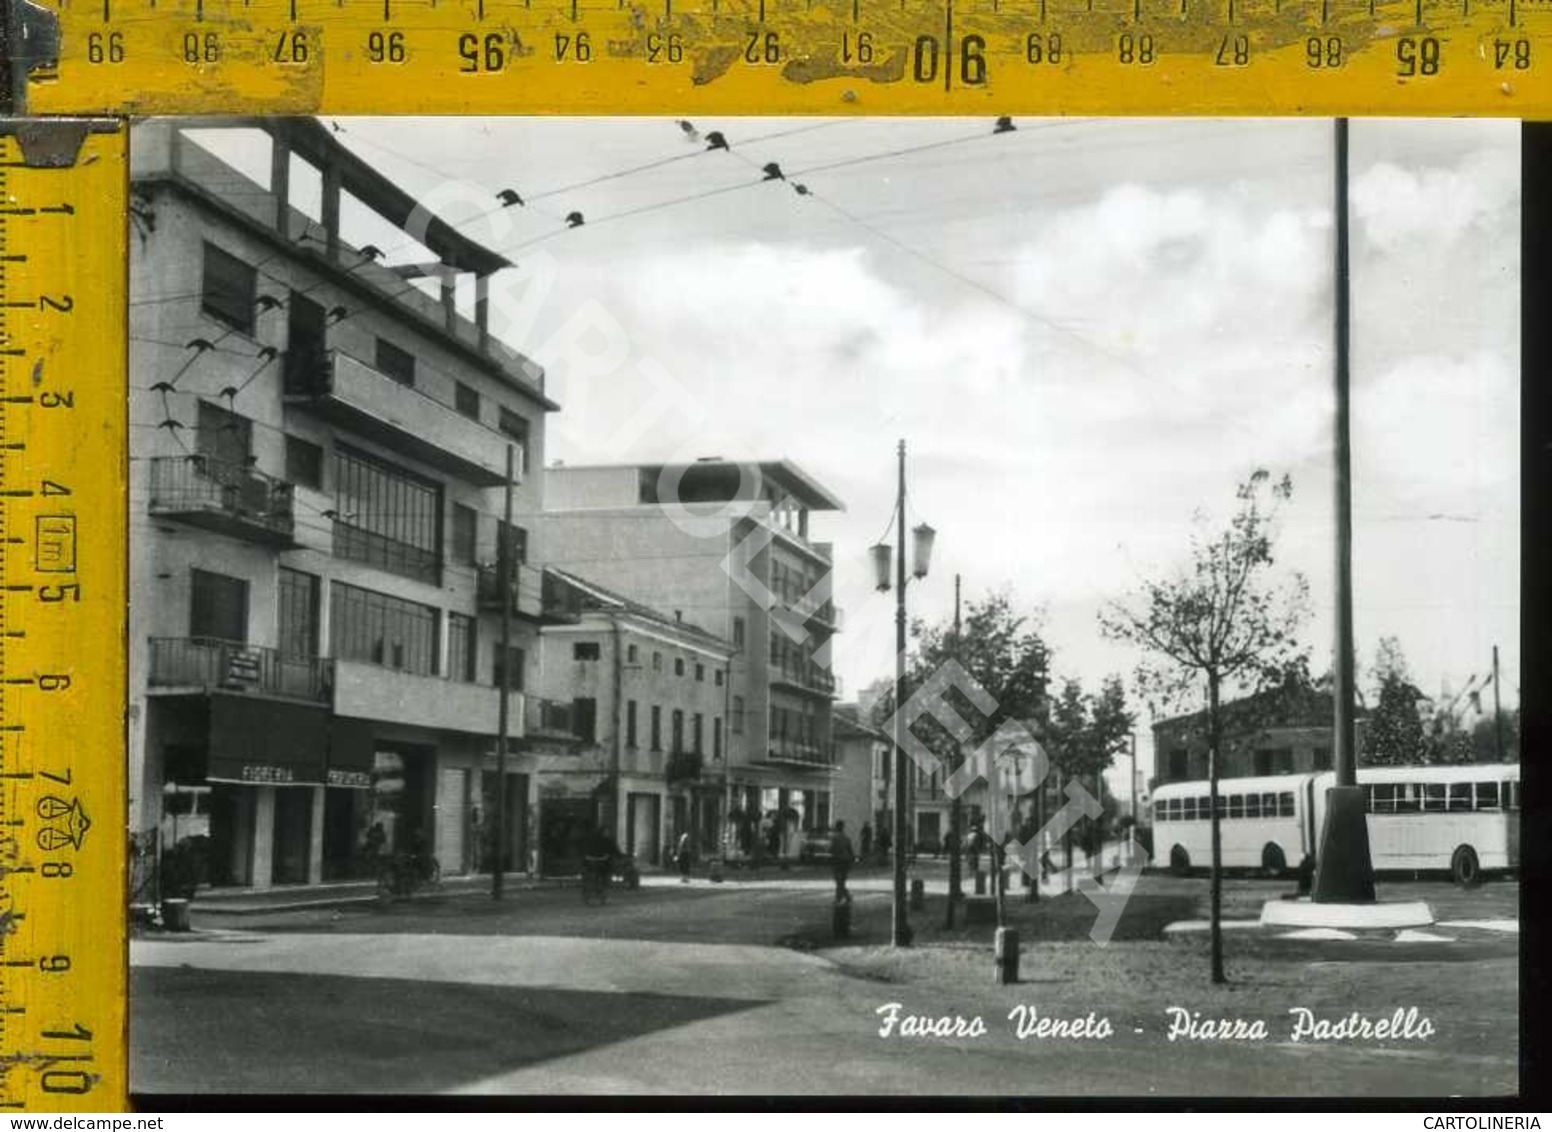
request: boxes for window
[447,613,477,682]
[732,616,746,651]
[627,644,639,664]
[277,568,319,658]
[498,521,528,566]
[196,401,252,467]
[573,641,601,661]
[1277,792,1295,818]
[1182,797,1196,821]
[190,569,248,642]
[715,669,724,687]
[201,242,257,334]
[332,445,442,585]
[455,382,480,420]
[491,645,525,690]
[671,709,685,753]
[375,338,416,386]
[695,663,705,683]
[1228,794,1244,819]
[1154,800,1167,823]
[675,658,685,677]
[692,713,704,755]
[626,700,638,747]
[451,504,478,566]
[1168,748,1189,780]
[1167,798,1181,821]
[1245,793,1262,819]
[650,705,663,750]
[284,435,324,489]
[652,651,663,672]
[1262,792,1277,816]
[329,581,438,675]
[732,695,744,734]
[1423,782,1447,812]
[713,717,722,761]
[1371,783,1395,814]
[1475,781,1500,811]
[1448,782,1473,813]
[498,408,531,475]
[1394,783,1421,813]
[573,698,598,745]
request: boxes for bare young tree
[1100,469,1311,985]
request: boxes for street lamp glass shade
[870,543,892,592]
[911,523,936,580]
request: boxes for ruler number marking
[367,30,407,62]
[1026,31,1063,63]
[85,31,126,63]
[1494,38,1531,68]
[1306,34,1342,66]
[182,30,222,62]
[1214,33,1249,64]
[272,29,309,62]
[458,31,511,71]
[745,30,781,63]
[645,32,683,61]
[1396,34,1440,75]
[1118,31,1154,63]
[554,31,592,60]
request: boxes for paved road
[132,874,1519,1098]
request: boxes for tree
[1100,470,1311,985]
[870,591,1051,925]
[1361,637,1426,766]
[1043,675,1134,869]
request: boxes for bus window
[1246,794,1261,818]
[1167,798,1182,821]
[1199,796,1214,819]
[1262,792,1277,816]
[1360,785,1373,809]
[1395,784,1420,813]
[1155,800,1167,823]
[1423,783,1447,812]
[1182,797,1196,821]
[1228,794,1244,819]
[1278,792,1295,818]
[1475,781,1499,811]
[1448,783,1472,812]
[1371,784,1392,813]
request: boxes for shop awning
[326,716,377,788]
[206,694,330,786]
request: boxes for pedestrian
[943,825,960,868]
[829,821,855,903]
[966,823,982,878]
[859,822,873,862]
[675,830,693,883]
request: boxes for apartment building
[129,118,577,888]
[1151,687,1365,787]
[544,459,844,859]
[530,569,735,873]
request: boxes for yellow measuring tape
[0,0,1529,1106]
[0,118,127,1110]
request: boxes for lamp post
[872,439,935,948]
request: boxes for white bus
[1151,763,1519,885]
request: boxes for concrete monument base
[1259,897,1433,930]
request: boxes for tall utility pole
[1492,645,1505,762]
[492,444,515,900]
[891,440,911,947]
[1313,117,1377,904]
[945,573,963,929]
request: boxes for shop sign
[327,769,372,788]
[242,764,296,784]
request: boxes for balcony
[284,349,513,487]
[665,750,705,784]
[522,696,585,754]
[332,659,522,736]
[770,662,838,698]
[147,637,331,704]
[477,563,585,625]
[763,742,832,768]
[146,456,298,548]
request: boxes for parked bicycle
[376,848,442,901]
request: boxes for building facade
[129,118,573,888]
[544,459,845,860]
[530,570,736,872]
[1151,687,1367,787]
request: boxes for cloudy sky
[232,116,1520,782]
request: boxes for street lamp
[873,439,934,947]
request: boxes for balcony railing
[148,637,332,704]
[764,742,831,767]
[665,750,705,783]
[477,563,585,625]
[146,456,297,548]
[284,349,513,487]
[770,662,837,697]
